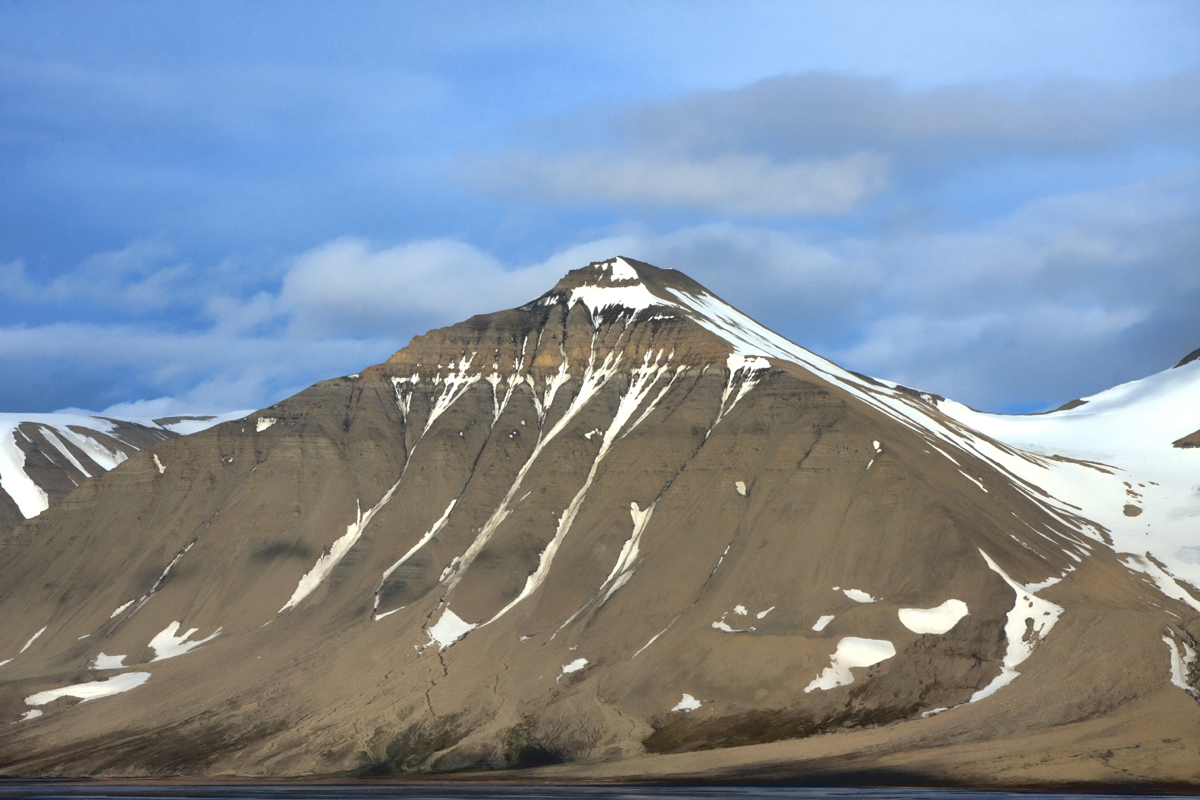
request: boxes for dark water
[0,787,1190,800]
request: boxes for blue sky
[2,0,1197,416]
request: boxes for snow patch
[16,709,43,722]
[39,427,92,478]
[712,610,755,633]
[958,470,987,492]
[672,693,701,712]
[569,284,663,321]
[735,480,747,496]
[152,453,165,474]
[608,257,639,281]
[256,417,276,432]
[148,621,221,661]
[842,589,877,603]
[1122,554,1200,613]
[92,653,126,670]
[805,637,896,692]
[25,672,151,706]
[898,599,969,634]
[425,608,476,650]
[558,657,588,680]
[756,606,775,619]
[0,423,49,518]
[812,614,835,632]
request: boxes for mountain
[0,258,1196,787]
[0,412,240,536]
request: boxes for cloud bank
[0,5,1196,417]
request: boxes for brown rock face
[1173,427,1200,448]
[0,258,1196,786]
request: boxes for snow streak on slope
[598,501,657,608]
[281,480,403,613]
[24,672,151,708]
[970,550,1063,703]
[484,349,682,627]
[374,499,457,619]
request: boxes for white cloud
[275,235,650,338]
[1,165,1194,416]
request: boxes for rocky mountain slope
[0,413,237,536]
[0,258,1196,787]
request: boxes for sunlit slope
[0,258,1194,784]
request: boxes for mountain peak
[527,256,713,320]
[1174,346,1200,369]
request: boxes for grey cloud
[620,72,1200,164]
[0,242,193,312]
[475,151,891,216]
[473,72,1200,214]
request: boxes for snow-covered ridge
[934,356,1200,597]
[0,411,242,521]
